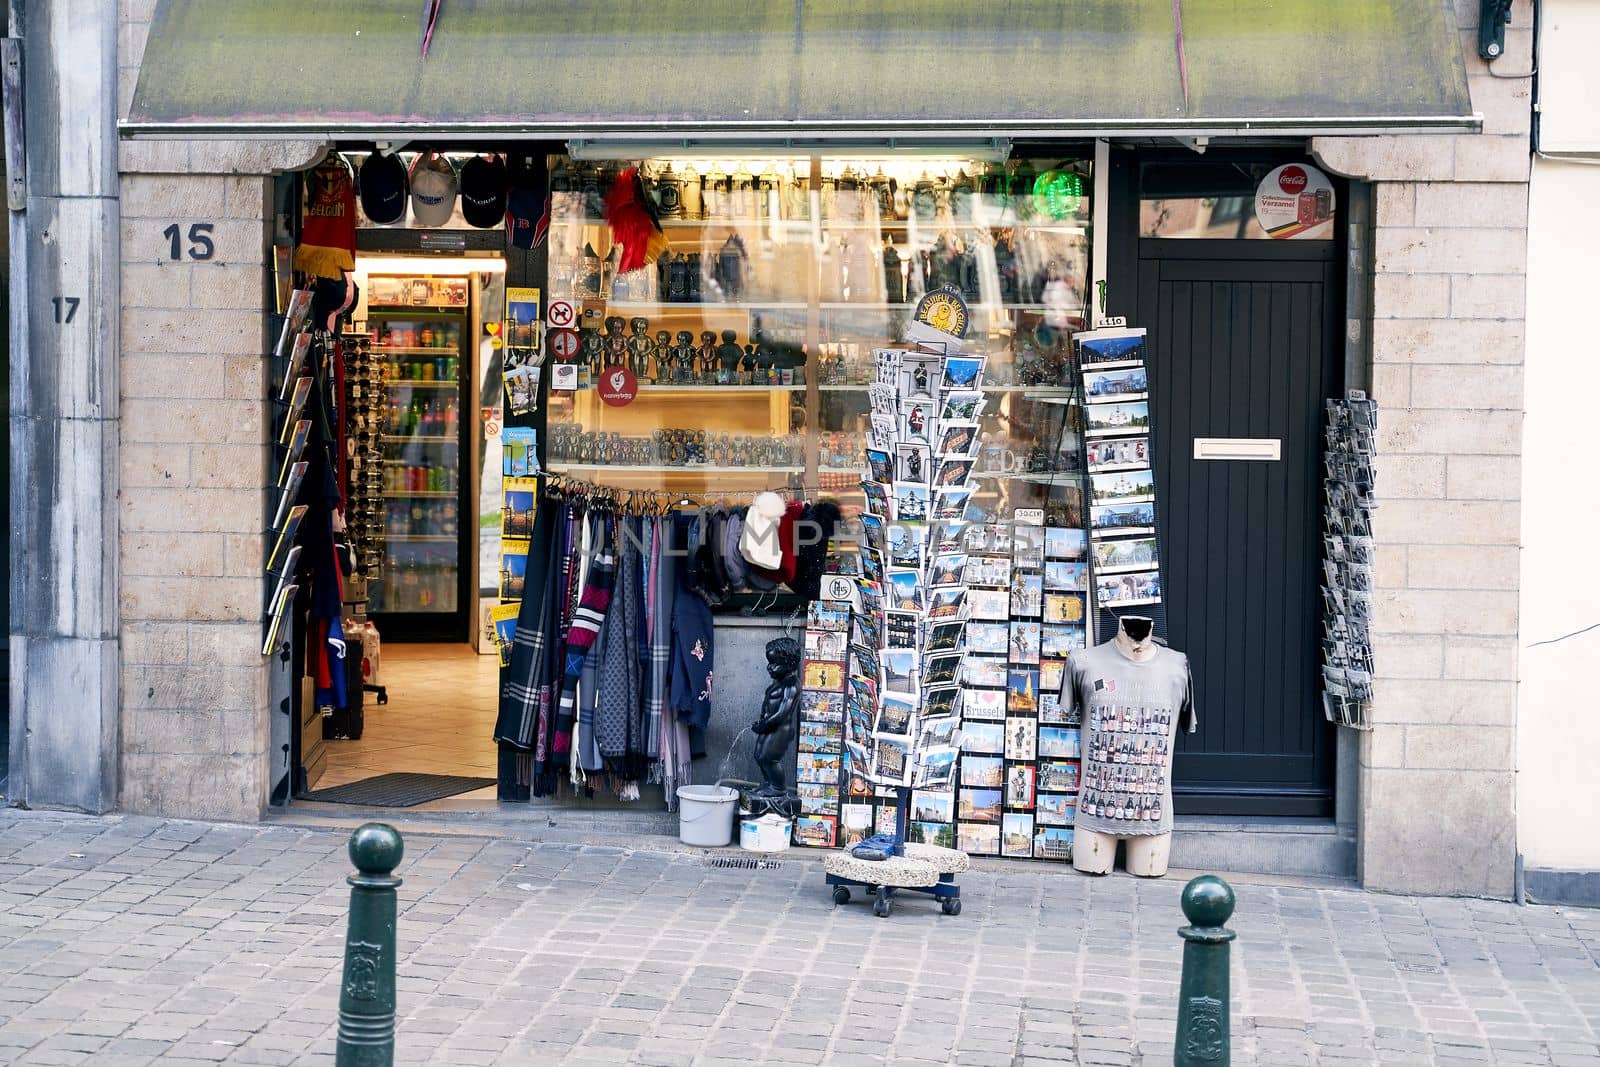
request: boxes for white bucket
[739,813,793,854]
[676,785,739,847]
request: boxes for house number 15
[162,222,215,261]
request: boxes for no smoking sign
[549,328,579,360]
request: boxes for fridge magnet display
[957,822,1000,854]
[1007,669,1041,713]
[794,816,836,847]
[963,686,1007,721]
[1009,574,1044,617]
[1009,622,1042,663]
[1084,401,1150,437]
[1039,726,1082,759]
[961,756,1004,789]
[963,657,1008,690]
[1002,813,1035,858]
[1038,760,1081,793]
[1096,569,1163,607]
[1045,526,1089,560]
[961,721,1005,753]
[1091,469,1156,505]
[1043,561,1088,591]
[1087,435,1151,472]
[802,660,847,691]
[1094,537,1160,573]
[1090,501,1156,536]
[1043,592,1087,625]
[1082,365,1149,402]
[958,790,1003,824]
[941,389,983,422]
[930,553,967,585]
[1005,719,1038,763]
[912,790,954,823]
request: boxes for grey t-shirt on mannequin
[1060,641,1197,837]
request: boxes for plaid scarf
[495,495,562,750]
[643,516,673,763]
[596,516,645,779]
[555,514,615,755]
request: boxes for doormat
[302,773,497,807]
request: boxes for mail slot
[1192,437,1282,461]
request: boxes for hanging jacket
[669,512,714,753]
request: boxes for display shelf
[632,383,804,393]
[554,216,1088,236]
[373,345,462,355]
[547,462,804,474]
[387,380,459,390]
[388,533,457,542]
[384,490,457,498]
[978,470,1082,483]
[382,435,457,444]
[605,300,807,312]
[367,303,466,313]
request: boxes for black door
[1110,153,1341,817]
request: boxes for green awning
[125,0,1477,140]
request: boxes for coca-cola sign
[1277,165,1309,193]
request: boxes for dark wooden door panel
[1136,250,1338,815]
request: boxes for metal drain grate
[703,855,785,870]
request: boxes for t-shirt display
[1060,641,1196,836]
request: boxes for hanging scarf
[642,516,671,763]
[295,156,357,279]
[534,502,582,795]
[595,515,645,781]
[495,495,561,749]
[555,514,615,758]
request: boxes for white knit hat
[739,491,786,570]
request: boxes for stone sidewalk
[0,811,1596,1066]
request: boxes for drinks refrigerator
[358,267,476,640]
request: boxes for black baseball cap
[459,154,509,228]
[358,151,408,225]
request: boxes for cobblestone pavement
[0,811,1597,1066]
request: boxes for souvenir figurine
[667,253,690,302]
[742,344,758,384]
[869,166,897,221]
[673,331,698,382]
[680,162,702,220]
[578,327,604,372]
[699,331,721,383]
[884,241,905,304]
[655,330,678,382]
[627,316,654,379]
[654,162,684,219]
[686,251,703,302]
[716,234,748,298]
[717,329,744,383]
[603,316,628,367]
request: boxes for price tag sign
[549,328,579,360]
[547,299,575,328]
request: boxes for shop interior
[287,149,1096,810]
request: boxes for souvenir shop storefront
[123,1,1477,874]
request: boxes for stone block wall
[1312,3,1531,897]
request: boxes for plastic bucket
[676,785,739,847]
[739,812,793,854]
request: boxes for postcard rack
[1320,390,1376,729]
[263,289,314,656]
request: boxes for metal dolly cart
[824,789,968,917]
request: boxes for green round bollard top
[1180,874,1235,928]
[349,822,404,875]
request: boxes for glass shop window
[544,153,1093,523]
[1139,160,1333,240]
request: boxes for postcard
[1093,537,1160,574]
[1082,364,1149,403]
[1090,501,1156,536]
[961,721,1004,754]
[802,660,847,692]
[1084,401,1151,438]
[1002,812,1035,858]
[1086,435,1151,472]
[1095,568,1163,607]
[1091,468,1155,506]
[1044,526,1089,561]
[1043,592,1087,626]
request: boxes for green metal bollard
[336,823,404,1067]
[1174,874,1236,1066]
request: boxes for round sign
[598,365,638,407]
[1254,163,1335,240]
[549,328,579,360]
[547,299,576,328]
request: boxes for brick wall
[1313,3,1530,897]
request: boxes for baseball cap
[358,151,408,225]
[459,154,508,228]
[408,152,459,227]
[505,154,551,249]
